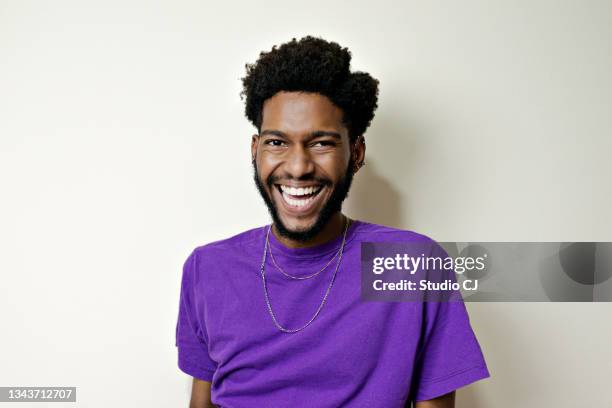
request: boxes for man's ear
[352,135,366,173]
[251,134,259,162]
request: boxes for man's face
[251,91,363,242]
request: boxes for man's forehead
[261,91,347,137]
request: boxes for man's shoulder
[353,220,437,244]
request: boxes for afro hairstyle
[241,36,379,144]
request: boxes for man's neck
[271,212,347,249]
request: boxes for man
[175,36,490,407]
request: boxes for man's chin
[274,214,321,240]
[278,219,317,235]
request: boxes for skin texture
[189,378,214,408]
[188,91,455,407]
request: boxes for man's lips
[272,183,327,214]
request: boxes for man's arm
[413,391,455,408]
[189,378,214,408]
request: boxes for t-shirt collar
[266,219,361,260]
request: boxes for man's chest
[200,264,423,390]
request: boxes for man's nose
[285,145,315,178]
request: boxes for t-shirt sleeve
[411,242,490,402]
[175,249,218,382]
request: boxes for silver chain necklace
[260,216,351,333]
[267,230,342,280]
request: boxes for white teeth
[279,185,320,196]
[278,185,322,209]
[282,192,315,207]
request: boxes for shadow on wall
[344,159,403,227]
[454,304,539,408]
[345,114,498,408]
[344,112,421,230]
[456,385,486,408]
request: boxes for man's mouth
[274,184,325,211]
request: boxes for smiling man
[175,36,490,408]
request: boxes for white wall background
[1,0,611,406]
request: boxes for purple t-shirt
[175,220,490,407]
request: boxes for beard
[252,158,356,243]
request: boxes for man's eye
[312,141,336,147]
[265,139,286,147]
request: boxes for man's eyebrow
[260,129,286,137]
[260,129,341,139]
[310,130,341,139]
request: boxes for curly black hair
[241,36,379,143]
